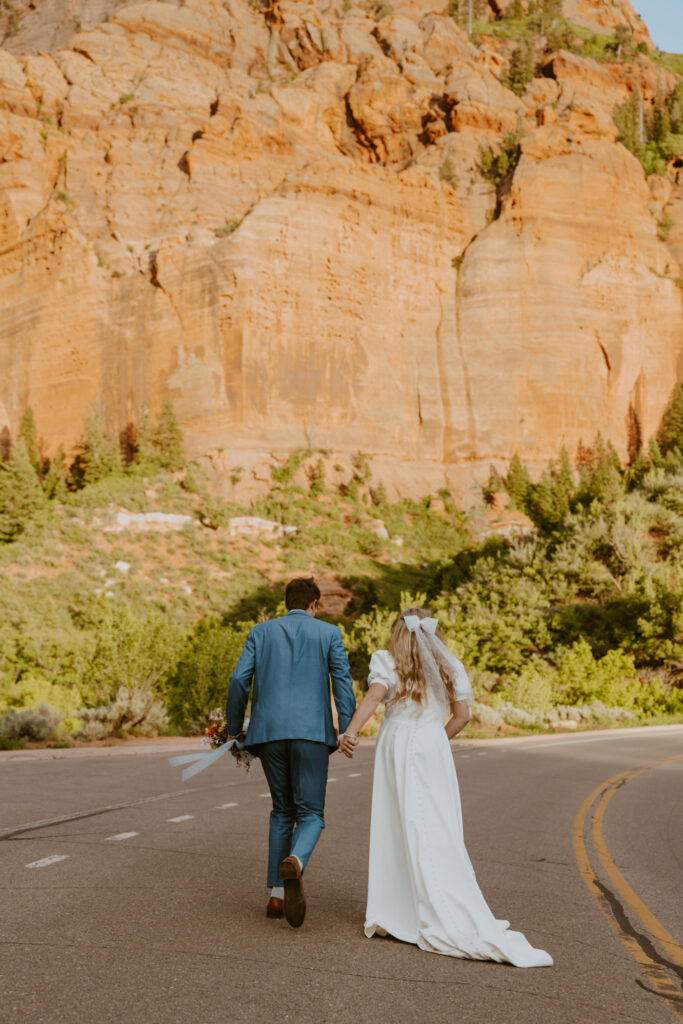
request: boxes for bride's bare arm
[338,682,387,757]
[445,699,470,739]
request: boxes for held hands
[338,732,359,758]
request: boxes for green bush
[613,85,683,177]
[0,672,83,733]
[554,639,641,709]
[342,605,397,686]
[78,687,169,739]
[498,662,555,711]
[77,603,184,706]
[438,156,459,189]
[166,618,251,731]
[632,674,683,717]
[0,703,63,742]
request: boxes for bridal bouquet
[169,711,254,781]
[205,709,229,749]
[204,709,255,773]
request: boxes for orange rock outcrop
[0,0,681,502]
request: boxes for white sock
[271,886,284,899]
[293,855,302,871]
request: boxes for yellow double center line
[573,754,683,1020]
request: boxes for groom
[225,577,356,928]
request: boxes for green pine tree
[445,0,488,32]
[42,445,69,501]
[558,445,575,493]
[483,467,506,505]
[613,89,643,158]
[528,0,563,35]
[0,436,46,542]
[505,453,531,509]
[71,399,122,487]
[614,24,635,61]
[648,436,664,468]
[505,38,536,96]
[0,426,10,461]
[18,406,40,473]
[626,447,649,489]
[134,403,157,470]
[669,84,683,135]
[658,384,683,455]
[153,399,185,472]
[527,468,568,530]
[651,89,671,144]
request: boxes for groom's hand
[339,733,359,758]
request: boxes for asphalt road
[1,726,682,1024]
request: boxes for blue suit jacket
[225,610,357,753]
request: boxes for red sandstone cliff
[0,0,681,501]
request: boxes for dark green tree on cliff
[133,403,157,471]
[153,399,185,472]
[505,454,531,509]
[70,399,122,487]
[658,384,683,455]
[446,0,488,33]
[0,437,46,542]
[505,38,536,95]
[18,407,40,474]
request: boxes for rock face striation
[0,0,681,501]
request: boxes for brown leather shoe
[266,896,283,919]
[279,856,306,928]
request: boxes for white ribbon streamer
[168,738,243,782]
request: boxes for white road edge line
[167,815,194,823]
[26,855,69,869]
[216,803,238,809]
[509,724,683,753]
[105,832,139,841]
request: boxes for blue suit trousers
[257,740,330,888]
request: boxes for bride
[339,607,553,969]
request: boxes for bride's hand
[339,733,359,758]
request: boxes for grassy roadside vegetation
[1,388,683,747]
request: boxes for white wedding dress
[364,649,553,968]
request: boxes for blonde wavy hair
[388,607,459,708]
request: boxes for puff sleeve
[447,652,474,706]
[367,649,396,694]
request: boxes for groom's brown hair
[285,577,321,610]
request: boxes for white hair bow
[403,615,438,634]
[399,613,473,708]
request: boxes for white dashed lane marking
[348,773,362,778]
[259,793,271,799]
[26,855,69,869]
[328,778,337,783]
[216,803,238,809]
[167,815,194,823]
[105,832,139,841]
